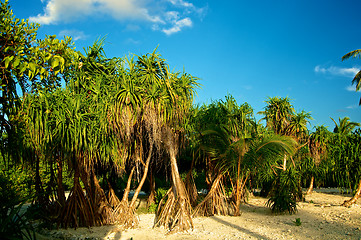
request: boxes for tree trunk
[185,158,198,207]
[147,169,156,208]
[193,174,229,216]
[129,144,153,208]
[89,168,115,225]
[58,164,94,228]
[306,175,314,195]
[165,148,193,231]
[113,167,139,228]
[342,178,361,207]
[56,157,66,209]
[34,155,46,206]
[122,167,135,202]
[234,155,242,216]
[154,141,193,232]
[233,174,249,216]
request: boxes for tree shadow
[209,216,270,240]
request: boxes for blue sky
[10,0,361,130]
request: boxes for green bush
[266,168,300,214]
[147,187,169,213]
[155,187,168,203]
[147,203,157,213]
[0,173,35,240]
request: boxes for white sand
[38,189,361,240]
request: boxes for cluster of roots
[154,187,194,232]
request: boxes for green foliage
[147,203,157,213]
[294,218,301,226]
[266,168,300,214]
[0,163,33,199]
[0,173,35,240]
[147,187,168,213]
[155,188,169,203]
[342,49,361,105]
[327,129,361,191]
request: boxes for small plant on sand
[294,218,301,226]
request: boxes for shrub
[0,173,35,240]
[266,168,300,214]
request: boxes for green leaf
[51,57,59,69]
[19,62,27,73]
[40,67,46,75]
[13,56,20,68]
[28,62,36,72]
[3,55,14,68]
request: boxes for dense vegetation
[1,0,360,238]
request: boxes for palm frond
[342,49,361,61]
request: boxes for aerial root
[154,187,193,233]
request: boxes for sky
[9,0,361,131]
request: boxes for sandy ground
[37,189,361,240]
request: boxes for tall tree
[331,117,360,135]
[259,96,295,136]
[1,0,77,164]
[329,117,361,206]
[306,126,330,194]
[193,96,297,216]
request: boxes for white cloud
[29,0,94,24]
[314,65,360,78]
[29,0,205,35]
[59,29,88,41]
[162,17,192,35]
[346,104,359,109]
[168,0,194,8]
[346,85,361,92]
[30,0,162,24]
[95,0,163,23]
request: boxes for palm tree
[342,49,361,105]
[286,110,312,141]
[152,60,200,233]
[259,96,295,136]
[329,117,361,207]
[339,130,361,207]
[258,97,310,212]
[331,117,360,135]
[306,126,330,194]
[193,96,297,216]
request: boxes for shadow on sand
[209,216,270,240]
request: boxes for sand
[37,189,361,240]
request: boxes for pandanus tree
[193,96,297,216]
[329,117,361,207]
[259,96,295,136]
[337,130,361,207]
[331,117,360,135]
[15,91,57,207]
[306,126,330,194]
[15,39,122,228]
[141,53,200,232]
[258,97,312,213]
[258,97,295,179]
[52,40,125,228]
[81,47,200,231]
